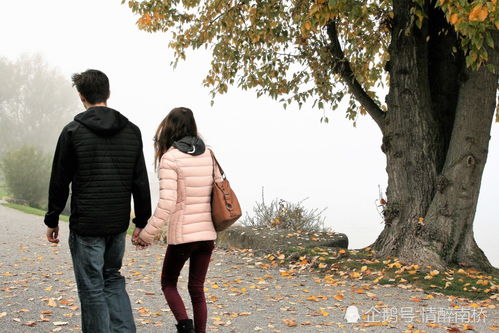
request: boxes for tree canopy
[125,0,498,122]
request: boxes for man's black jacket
[44,106,152,236]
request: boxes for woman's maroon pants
[161,240,214,333]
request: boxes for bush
[242,189,329,232]
[1,146,51,208]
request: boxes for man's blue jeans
[69,231,136,333]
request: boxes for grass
[0,187,9,199]
[1,202,135,235]
[2,202,69,222]
[267,246,498,300]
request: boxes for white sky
[0,0,497,266]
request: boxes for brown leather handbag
[209,150,242,232]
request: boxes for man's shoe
[176,319,195,333]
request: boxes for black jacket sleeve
[132,140,152,228]
[44,126,75,228]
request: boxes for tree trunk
[370,1,498,272]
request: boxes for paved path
[0,204,497,332]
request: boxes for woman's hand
[132,227,151,249]
[137,235,151,250]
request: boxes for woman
[137,107,220,333]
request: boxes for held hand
[135,232,151,250]
[46,227,59,243]
[131,227,143,246]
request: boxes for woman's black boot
[176,319,195,333]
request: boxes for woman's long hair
[154,107,198,170]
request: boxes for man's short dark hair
[71,69,110,104]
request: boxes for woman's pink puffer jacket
[141,147,221,245]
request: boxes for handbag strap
[209,149,226,180]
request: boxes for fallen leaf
[53,321,69,326]
[430,270,440,276]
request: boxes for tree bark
[370,1,498,272]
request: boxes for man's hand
[131,227,142,245]
[131,227,150,250]
[46,227,59,243]
[132,227,148,249]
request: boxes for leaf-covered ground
[0,204,497,332]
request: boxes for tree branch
[326,21,386,128]
[209,1,244,26]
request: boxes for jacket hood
[74,106,129,136]
[172,136,206,156]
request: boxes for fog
[0,0,497,266]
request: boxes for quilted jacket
[44,106,151,236]
[141,136,220,244]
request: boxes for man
[44,69,151,333]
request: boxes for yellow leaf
[47,298,57,307]
[388,262,402,269]
[304,22,312,31]
[469,5,488,22]
[450,13,459,25]
[333,294,344,300]
[362,322,388,326]
[430,270,440,276]
[306,296,320,302]
[211,284,219,289]
[283,318,297,327]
